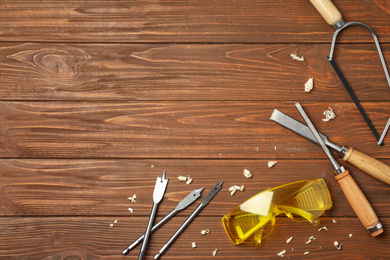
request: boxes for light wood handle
[309,0,343,26]
[335,170,383,237]
[343,147,390,185]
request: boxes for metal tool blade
[153,170,168,203]
[295,102,342,172]
[175,187,205,211]
[199,181,224,207]
[270,108,344,153]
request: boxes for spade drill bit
[138,170,168,260]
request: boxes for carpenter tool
[309,0,390,143]
[295,102,383,237]
[137,170,168,260]
[270,108,390,185]
[154,181,224,260]
[122,187,204,255]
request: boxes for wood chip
[334,241,342,250]
[277,249,286,257]
[268,161,277,168]
[290,53,304,61]
[128,208,133,213]
[192,242,197,248]
[286,236,293,244]
[318,226,328,232]
[305,236,315,244]
[243,169,252,178]
[333,219,337,223]
[212,248,218,256]
[201,229,210,235]
[304,77,314,92]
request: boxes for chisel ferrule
[333,166,346,176]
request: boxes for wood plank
[0,0,389,43]
[0,102,389,159]
[0,43,389,101]
[0,159,389,217]
[0,216,388,259]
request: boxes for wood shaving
[290,53,304,61]
[186,177,193,184]
[229,185,245,195]
[322,107,336,122]
[127,194,137,203]
[305,236,315,244]
[349,234,353,237]
[334,241,342,250]
[243,169,252,178]
[286,236,293,244]
[304,77,314,92]
[268,161,277,168]
[304,251,310,255]
[318,226,328,232]
[110,223,114,228]
[114,220,118,224]
[192,242,197,248]
[201,229,210,235]
[277,249,286,257]
[151,165,155,167]
[212,248,218,256]
[128,207,133,213]
[178,175,187,182]
[333,219,337,223]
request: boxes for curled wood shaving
[243,169,252,178]
[334,241,342,250]
[322,107,336,122]
[229,185,245,195]
[201,229,210,235]
[305,236,315,244]
[290,53,304,62]
[128,208,133,213]
[318,226,328,232]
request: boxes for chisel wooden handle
[343,147,390,185]
[335,170,383,237]
[309,0,343,26]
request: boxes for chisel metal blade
[270,109,343,153]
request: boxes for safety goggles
[222,179,332,247]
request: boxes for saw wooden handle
[335,170,383,237]
[309,0,343,26]
[343,147,390,185]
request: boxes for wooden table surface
[0,1,389,259]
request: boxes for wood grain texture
[0,216,388,259]
[0,102,389,159]
[0,159,389,217]
[0,0,389,43]
[0,43,389,101]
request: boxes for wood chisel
[154,181,223,259]
[138,170,168,260]
[295,102,383,236]
[270,109,390,185]
[122,187,204,255]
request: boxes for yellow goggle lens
[222,179,332,247]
